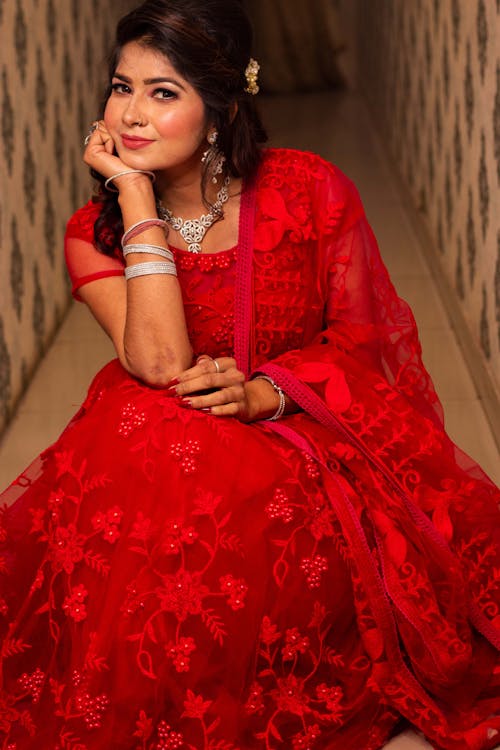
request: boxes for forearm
[118,180,192,385]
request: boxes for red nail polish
[200,407,212,413]
[181,398,192,407]
[167,377,180,388]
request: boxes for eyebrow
[113,72,187,91]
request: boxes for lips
[121,135,154,150]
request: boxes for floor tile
[441,398,500,485]
[393,275,449,330]
[384,730,431,749]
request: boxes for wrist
[117,174,157,203]
[244,379,281,421]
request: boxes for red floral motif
[118,402,146,437]
[169,439,200,474]
[91,505,123,544]
[155,719,184,749]
[47,489,66,519]
[74,689,110,730]
[245,682,265,714]
[219,574,248,611]
[300,556,328,589]
[265,488,294,523]
[315,683,344,720]
[49,524,85,574]
[162,521,198,555]
[281,628,310,661]
[156,571,209,621]
[306,504,335,541]
[260,616,281,646]
[292,723,321,749]
[182,689,212,720]
[17,668,45,703]
[62,584,88,622]
[130,511,153,542]
[272,675,309,716]
[165,637,196,673]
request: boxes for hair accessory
[244,58,260,95]
[157,176,231,254]
[202,131,226,184]
[124,261,177,280]
[84,122,99,146]
[104,170,156,192]
[121,218,168,247]
[122,243,174,262]
[253,375,286,421]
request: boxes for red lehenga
[1,149,499,750]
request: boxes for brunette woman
[1,1,499,748]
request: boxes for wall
[355,0,500,404]
[0,0,134,434]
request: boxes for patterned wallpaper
[0,0,134,435]
[356,0,500,398]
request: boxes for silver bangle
[124,261,177,280]
[254,375,286,421]
[121,218,168,247]
[104,169,155,192]
[122,243,174,262]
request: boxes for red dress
[1,149,499,750]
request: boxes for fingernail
[200,407,212,413]
[181,398,192,407]
[167,377,180,388]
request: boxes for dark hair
[93,0,267,255]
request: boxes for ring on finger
[84,122,99,146]
[213,359,221,374]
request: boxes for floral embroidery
[91,505,123,544]
[169,439,201,474]
[62,584,88,622]
[118,402,147,437]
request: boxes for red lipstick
[121,134,154,150]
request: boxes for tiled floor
[0,90,498,749]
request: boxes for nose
[122,97,145,127]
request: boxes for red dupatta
[234,149,500,749]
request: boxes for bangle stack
[122,218,177,280]
[254,375,286,421]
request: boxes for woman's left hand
[170,356,255,421]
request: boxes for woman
[1,1,499,748]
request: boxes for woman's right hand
[83,120,153,192]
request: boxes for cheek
[103,100,118,131]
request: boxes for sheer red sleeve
[64,200,124,301]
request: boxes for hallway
[0,86,499,750]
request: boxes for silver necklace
[157,176,231,254]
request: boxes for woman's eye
[153,88,176,100]
[111,83,131,94]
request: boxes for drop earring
[202,130,226,184]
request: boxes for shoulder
[255,148,364,238]
[65,199,104,244]
[259,147,350,184]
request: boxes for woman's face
[104,41,210,180]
